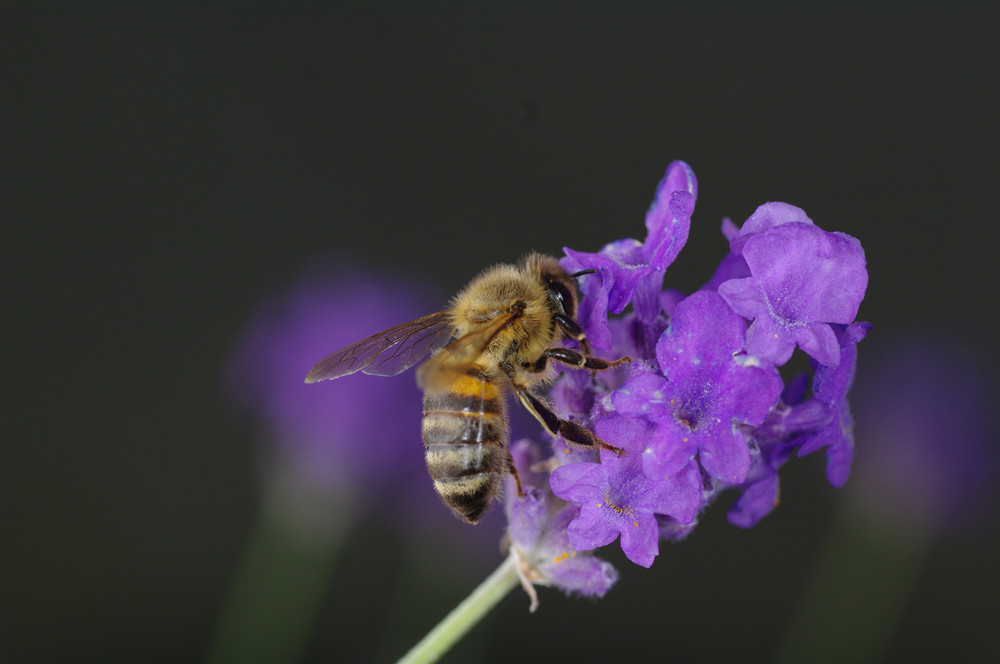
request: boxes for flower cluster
[507,161,870,595]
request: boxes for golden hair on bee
[305,252,629,524]
[446,253,577,383]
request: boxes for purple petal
[793,322,842,368]
[704,252,751,292]
[612,374,671,417]
[729,202,814,255]
[655,291,747,370]
[645,191,694,269]
[566,511,620,551]
[727,470,780,528]
[562,245,651,351]
[825,425,855,488]
[726,358,786,427]
[814,341,860,405]
[797,329,865,470]
[742,224,868,325]
[506,487,548,549]
[600,239,652,313]
[561,249,618,350]
[541,553,619,597]
[641,421,698,478]
[841,320,873,347]
[549,462,604,504]
[618,512,660,567]
[700,427,752,484]
[715,277,763,321]
[720,216,739,241]
[743,316,797,366]
[561,161,700,349]
[594,415,658,461]
[648,460,704,524]
[644,161,697,263]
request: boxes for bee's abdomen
[422,373,507,524]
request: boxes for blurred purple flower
[222,259,442,500]
[851,334,999,535]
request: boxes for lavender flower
[615,290,784,485]
[549,440,702,568]
[506,161,870,574]
[504,440,618,610]
[717,202,869,368]
[561,160,697,351]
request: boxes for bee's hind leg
[500,362,624,457]
[506,449,525,498]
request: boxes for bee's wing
[417,310,520,391]
[305,311,454,383]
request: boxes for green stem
[205,477,347,664]
[398,553,520,664]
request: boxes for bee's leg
[506,449,525,498]
[499,362,624,457]
[553,313,593,356]
[524,346,631,373]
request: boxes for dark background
[4,3,999,663]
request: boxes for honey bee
[305,253,630,523]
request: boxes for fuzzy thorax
[448,261,562,368]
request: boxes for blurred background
[4,3,999,662]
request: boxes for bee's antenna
[571,268,598,279]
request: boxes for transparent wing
[305,311,454,383]
[417,310,520,391]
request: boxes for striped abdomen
[421,368,508,524]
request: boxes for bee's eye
[548,280,575,318]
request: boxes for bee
[305,253,630,523]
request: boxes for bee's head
[520,252,584,321]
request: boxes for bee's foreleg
[553,313,593,356]
[500,362,624,457]
[523,346,631,374]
